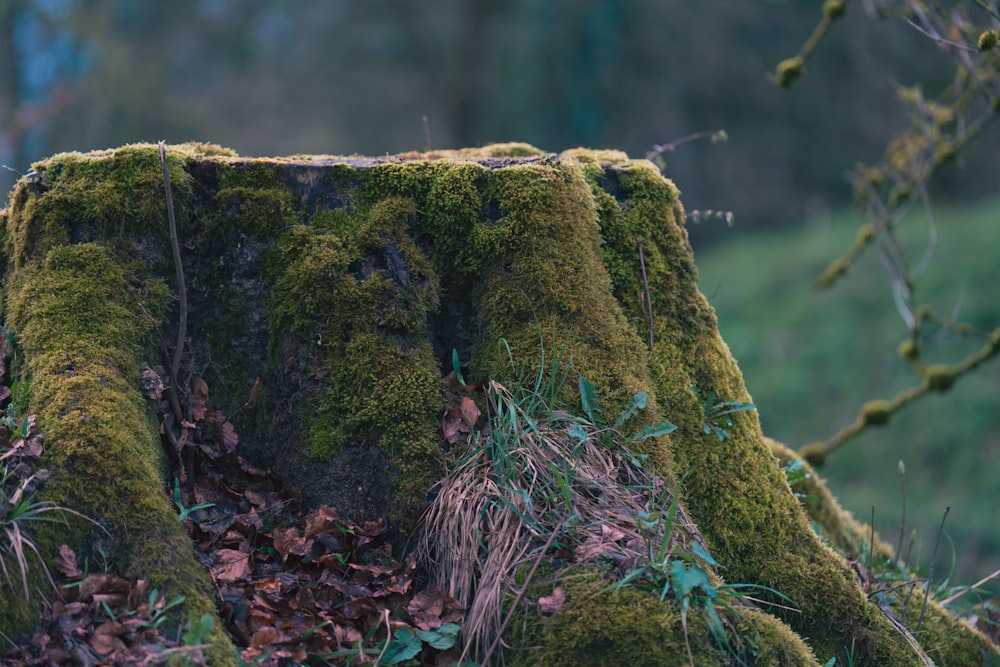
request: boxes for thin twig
[915,506,950,634]
[645,129,726,163]
[158,141,187,426]
[422,115,432,152]
[637,240,654,351]
[373,608,391,666]
[895,461,906,567]
[869,505,876,592]
[479,522,563,667]
[939,566,1000,606]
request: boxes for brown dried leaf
[190,377,209,421]
[55,544,82,579]
[406,587,463,630]
[304,504,344,538]
[213,549,252,583]
[218,418,239,452]
[601,523,626,542]
[441,408,468,447]
[458,395,480,427]
[139,365,164,400]
[250,625,278,649]
[78,574,130,602]
[20,436,43,458]
[234,508,264,531]
[272,527,311,561]
[538,587,565,615]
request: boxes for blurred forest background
[1,0,998,592]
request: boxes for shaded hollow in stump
[0,142,995,665]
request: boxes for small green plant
[174,612,214,666]
[143,588,187,630]
[691,386,756,442]
[171,478,215,521]
[609,487,795,664]
[377,623,461,665]
[782,458,811,500]
[574,374,677,446]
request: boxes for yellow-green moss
[468,161,671,468]
[861,399,894,425]
[561,147,631,163]
[505,567,819,666]
[923,364,957,391]
[265,195,444,519]
[458,142,545,158]
[7,144,996,665]
[580,155,939,664]
[767,439,887,560]
[7,145,194,270]
[505,569,729,666]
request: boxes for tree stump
[0,142,994,665]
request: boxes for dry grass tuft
[413,379,708,662]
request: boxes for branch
[159,141,187,427]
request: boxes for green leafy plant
[783,459,812,500]
[575,374,676,446]
[171,478,215,521]
[378,623,461,665]
[610,486,795,664]
[143,588,187,630]
[692,386,756,442]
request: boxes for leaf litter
[1,368,467,666]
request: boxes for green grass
[695,198,1000,592]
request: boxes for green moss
[210,161,301,239]
[7,145,995,665]
[772,438,999,664]
[861,399,893,425]
[505,570,729,666]
[505,567,819,666]
[266,196,444,520]
[458,142,545,158]
[561,147,631,163]
[923,364,957,391]
[767,439,888,560]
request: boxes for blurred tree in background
[3,0,998,234]
[2,0,999,590]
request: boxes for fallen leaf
[139,365,164,400]
[218,418,239,452]
[55,544,81,579]
[406,588,463,630]
[304,504,344,538]
[272,527,312,561]
[458,396,480,427]
[538,587,565,615]
[190,377,209,421]
[250,625,278,649]
[213,549,252,583]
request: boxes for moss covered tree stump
[0,143,995,665]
